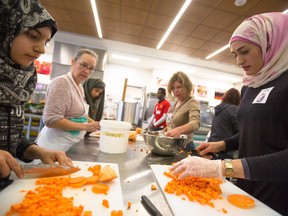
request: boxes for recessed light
[234,0,247,7]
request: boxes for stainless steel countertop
[66,136,187,216]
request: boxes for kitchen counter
[66,136,179,216]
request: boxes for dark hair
[158,87,166,95]
[221,88,240,106]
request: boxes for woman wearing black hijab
[83,78,106,121]
[0,0,73,188]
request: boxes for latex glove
[170,156,223,180]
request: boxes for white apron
[36,73,89,152]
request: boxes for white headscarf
[229,13,288,88]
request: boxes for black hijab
[0,0,57,105]
[83,78,106,121]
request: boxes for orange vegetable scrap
[163,171,223,207]
[92,183,110,195]
[127,201,132,209]
[111,210,123,216]
[6,185,84,216]
[83,211,93,216]
[88,164,102,176]
[151,184,157,191]
[99,165,118,182]
[102,199,110,208]
[222,208,228,213]
[86,175,99,185]
[135,127,142,134]
[227,194,255,209]
[69,176,87,188]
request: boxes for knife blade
[9,163,80,180]
[141,195,163,216]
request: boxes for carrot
[88,164,102,176]
[69,176,87,188]
[151,184,157,191]
[92,183,110,195]
[102,199,110,208]
[99,165,118,182]
[6,185,84,216]
[135,127,142,134]
[111,210,123,216]
[227,194,255,209]
[163,171,223,207]
[83,211,93,216]
[127,201,132,209]
[86,175,99,184]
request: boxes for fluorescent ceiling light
[111,54,142,63]
[205,44,230,60]
[156,0,192,49]
[90,0,103,38]
[205,9,288,60]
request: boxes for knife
[9,163,80,180]
[141,195,163,216]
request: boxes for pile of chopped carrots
[163,171,223,208]
[6,164,122,216]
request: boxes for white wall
[103,63,152,102]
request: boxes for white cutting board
[0,161,124,216]
[151,164,281,216]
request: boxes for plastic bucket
[99,120,132,154]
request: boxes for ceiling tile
[191,26,220,40]
[142,27,165,40]
[120,22,144,36]
[151,0,185,16]
[182,37,206,49]
[121,6,149,25]
[146,13,173,30]
[166,33,187,45]
[172,20,198,36]
[182,2,214,24]
[202,10,239,29]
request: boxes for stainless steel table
[66,136,180,216]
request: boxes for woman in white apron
[37,49,100,151]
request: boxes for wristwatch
[224,159,234,178]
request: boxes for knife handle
[141,195,163,216]
[0,176,14,191]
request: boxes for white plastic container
[99,120,132,154]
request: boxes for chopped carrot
[102,199,110,208]
[88,164,102,176]
[86,175,99,184]
[227,194,255,209]
[69,176,87,188]
[111,210,123,216]
[83,210,93,216]
[151,184,157,191]
[6,185,84,215]
[127,201,131,209]
[135,127,142,134]
[92,183,110,195]
[99,165,118,182]
[222,208,228,213]
[163,171,223,207]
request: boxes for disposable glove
[170,156,224,180]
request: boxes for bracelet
[224,159,233,178]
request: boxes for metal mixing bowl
[142,131,188,156]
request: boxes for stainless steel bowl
[142,131,188,156]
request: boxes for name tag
[252,87,274,104]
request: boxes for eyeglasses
[77,61,96,73]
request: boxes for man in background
[147,88,170,131]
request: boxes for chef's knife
[9,163,80,180]
[141,195,163,216]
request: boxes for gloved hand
[169,156,224,180]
